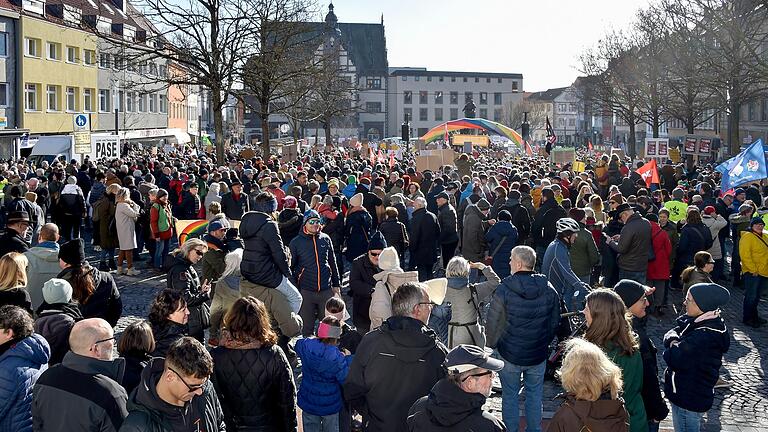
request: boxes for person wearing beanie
[348,232,386,333]
[614,279,670,427]
[149,188,174,269]
[289,210,341,337]
[57,239,122,327]
[663,282,730,426]
[368,247,420,330]
[34,278,83,364]
[344,192,373,264]
[738,216,768,328]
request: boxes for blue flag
[716,139,766,191]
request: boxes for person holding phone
[165,238,211,343]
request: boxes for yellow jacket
[739,230,768,277]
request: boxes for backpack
[691,225,714,251]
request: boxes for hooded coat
[344,316,447,432]
[344,207,373,262]
[368,269,420,330]
[547,394,629,432]
[24,244,61,310]
[295,337,352,416]
[407,378,506,432]
[0,334,50,432]
[241,211,293,289]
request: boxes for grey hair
[510,245,536,270]
[445,256,470,278]
[176,238,208,260]
[392,282,428,317]
[67,175,77,184]
[413,197,427,209]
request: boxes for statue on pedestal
[462,99,476,118]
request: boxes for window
[83,49,96,65]
[99,89,111,112]
[25,38,40,57]
[138,93,147,112]
[149,93,158,112]
[117,90,124,111]
[46,42,60,60]
[365,77,381,89]
[479,108,487,119]
[365,102,381,113]
[47,85,59,111]
[149,63,158,76]
[0,83,7,106]
[569,103,577,112]
[439,76,444,82]
[450,92,458,104]
[0,32,7,56]
[558,103,567,112]
[494,93,502,105]
[434,91,443,104]
[159,94,167,113]
[403,91,412,104]
[113,55,124,70]
[498,78,502,83]
[66,86,77,111]
[66,46,78,63]
[419,91,427,105]
[25,83,38,110]
[419,108,428,121]
[451,76,456,82]
[493,108,503,122]
[426,76,432,82]
[403,107,413,121]
[434,108,443,121]
[450,108,458,119]
[414,76,420,81]
[486,78,491,83]
[568,118,575,126]
[512,81,519,92]
[83,88,93,112]
[158,64,167,77]
[99,52,110,68]
[474,77,479,83]
[464,92,473,103]
[126,91,135,112]
[463,77,467,82]
[479,92,488,105]
[401,75,406,81]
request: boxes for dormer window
[22,0,45,15]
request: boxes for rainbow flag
[420,118,524,148]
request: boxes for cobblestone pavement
[103,244,767,432]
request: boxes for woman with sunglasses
[165,238,211,342]
[681,251,714,295]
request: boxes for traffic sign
[73,113,90,132]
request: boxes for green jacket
[605,342,647,432]
[569,226,600,277]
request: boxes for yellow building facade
[20,15,99,133]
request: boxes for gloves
[663,328,680,348]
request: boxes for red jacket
[647,221,672,280]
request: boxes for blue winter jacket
[541,239,588,300]
[486,221,518,279]
[296,337,353,416]
[289,230,340,292]
[0,333,50,432]
[344,209,373,262]
[486,271,561,366]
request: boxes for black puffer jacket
[34,302,83,364]
[436,203,459,245]
[407,378,506,432]
[344,316,447,432]
[378,218,408,257]
[409,207,440,265]
[58,265,122,327]
[120,358,226,432]
[120,351,151,396]
[150,320,188,358]
[164,254,210,337]
[241,211,292,288]
[531,199,567,248]
[348,254,379,299]
[210,335,297,431]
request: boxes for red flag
[378,149,384,162]
[369,147,375,166]
[587,139,593,151]
[389,152,395,169]
[636,159,660,187]
[524,140,533,156]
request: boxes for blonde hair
[174,238,208,259]
[585,289,639,356]
[560,338,623,401]
[106,183,122,195]
[0,252,29,290]
[115,187,130,202]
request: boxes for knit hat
[435,191,450,201]
[347,174,357,185]
[350,193,364,208]
[750,216,765,227]
[59,239,86,266]
[689,283,730,312]
[328,178,339,188]
[42,278,73,305]
[569,208,586,223]
[283,195,297,209]
[378,247,400,271]
[704,206,716,215]
[498,210,511,222]
[734,188,746,196]
[614,279,651,308]
[476,198,491,211]
[253,195,278,213]
[368,231,387,251]
[303,209,321,225]
[208,217,230,233]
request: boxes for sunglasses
[462,370,495,381]
[169,367,207,392]
[307,219,322,225]
[193,249,205,256]
[369,251,381,257]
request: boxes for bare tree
[502,99,546,136]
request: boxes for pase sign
[93,135,120,159]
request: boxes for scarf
[447,276,469,290]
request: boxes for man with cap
[179,181,202,219]
[345,281,447,432]
[0,210,31,256]
[289,209,341,337]
[407,344,506,431]
[607,202,652,285]
[663,283,730,430]
[614,279,669,431]
[348,231,386,333]
[738,216,768,327]
[436,191,459,268]
[220,178,249,221]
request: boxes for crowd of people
[0,144,761,432]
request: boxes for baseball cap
[446,344,504,374]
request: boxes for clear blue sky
[325,0,651,91]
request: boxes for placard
[645,138,669,158]
[93,135,120,159]
[684,137,697,154]
[658,140,668,156]
[699,138,711,154]
[646,140,657,157]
